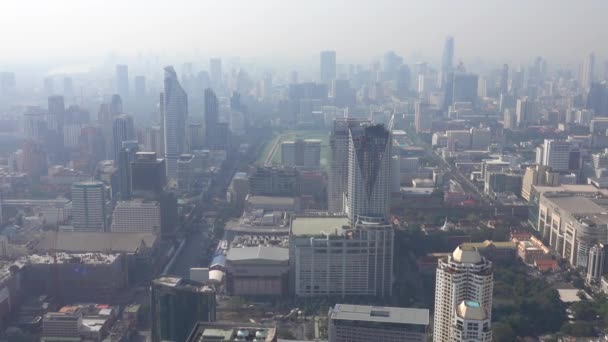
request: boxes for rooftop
[329,304,429,326]
[226,246,289,263]
[461,240,517,250]
[247,196,295,206]
[456,301,486,320]
[543,194,606,214]
[452,245,482,264]
[187,322,277,342]
[291,216,349,236]
[34,231,157,253]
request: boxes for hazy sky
[2,0,607,67]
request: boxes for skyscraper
[116,64,129,102]
[328,118,370,213]
[415,101,432,133]
[451,73,478,105]
[71,181,107,232]
[110,94,123,116]
[500,64,509,95]
[433,246,493,342]
[116,140,138,201]
[320,50,337,85]
[451,301,492,342]
[162,66,188,181]
[131,152,166,198]
[516,97,535,127]
[346,123,392,225]
[204,88,219,148]
[209,58,222,88]
[581,52,595,90]
[151,276,216,342]
[47,95,66,163]
[112,115,135,162]
[439,36,454,88]
[48,95,65,133]
[539,139,581,172]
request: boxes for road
[167,149,240,277]
[168,229,208,277]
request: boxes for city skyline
[2,0,608,67]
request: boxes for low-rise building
[186,322,277,342]
[460,240,517,262]
[225,245,289,296]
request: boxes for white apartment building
[328,118,370,213]
[450,301,492,342]
[110,200,161,233]
[290,216,393,297]
[281,139,321,169]
[433,246,493,342]
[71,181,106,232]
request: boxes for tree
[493,322,516,342]
[571,301,596,321]
[560,321,594,337]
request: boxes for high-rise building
[586,244,605,285]
[116,140,138,200]
[331,79,356,107]
[439,36,454,88]
[320,50,337,85]
[71,181,107,232]
[328,118,370,213]
[187,122,204,151]
[209,58,222,88]
[539,139,581,172]
[415,101,432,133]
[177,154,195,191]
[48,95,65,134]
[503,109,516,130]
[21,139,48,179]
[112,115,135,162]
[433,246,493,342]
[290,216,393,297]
[248,166,299,197]
[111,199,161,233]
[116,64,129,102]
[587,81,608,116]
[450,301,492,342]
[110,94,123,116]
[328,304,429,342]
[500,64,509,95]
[151,276,216,342]
[451,73,478,105]
[46,96,66,162]
[581,53,595,91]
[131,152,166,198]
[280,139,321,169]
[516,97,535,127]
[204,88,219,148]
[346,123,391,225]
[162,66,188,181]
[520,165,560,201]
